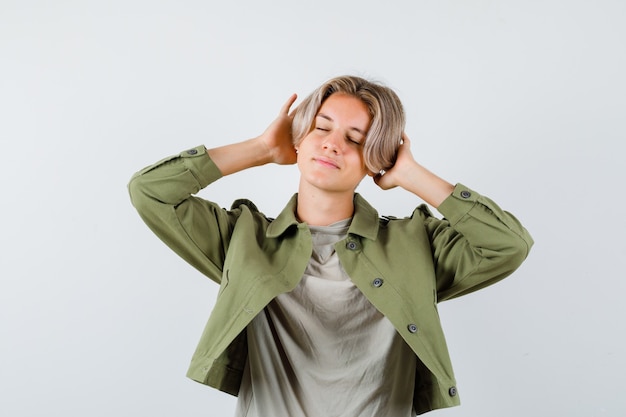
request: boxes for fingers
[280,93,298,116]
[397,133,413,159]
[373,171,394,190]
[372,172,380,187]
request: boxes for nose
[322,131,342,153]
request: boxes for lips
[313,156,340,169]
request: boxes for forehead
[317,93,371,129]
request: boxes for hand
[373,133,416,190]
[373,133,454,207]
[258,94,298,165]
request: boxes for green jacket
[128,145,533,415]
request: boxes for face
[296,93,372,194]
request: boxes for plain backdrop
[1,1,625,416]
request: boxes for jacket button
[372,278,383,287]
[186,149,198,155]
[449,386,457,396]
[346,241,359,250]
[407,324,418,333]
[460,190,471,199]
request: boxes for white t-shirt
[235,219,416,417]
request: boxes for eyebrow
[316,113,367,135]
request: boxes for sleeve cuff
[436,183,478,226]
[180,145,224,188]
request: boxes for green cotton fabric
[128,145,533,415]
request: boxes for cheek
[347,152,368,174]
[296,133,316,150]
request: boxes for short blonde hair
[292,75,405,173]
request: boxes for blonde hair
[292,75,405,173]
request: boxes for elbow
[513,228,534,266]
[479,230,533,279]
[127,174,152,214]
[127,175,141,207]
[496,232,534,276]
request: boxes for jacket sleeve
[422,184,534,301]
[127,145,237,284]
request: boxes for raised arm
[374,133,533,300]
[128,94,299,283]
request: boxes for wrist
[252,136,275,165]
[401,162,454,208]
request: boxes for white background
[2,1,625,416]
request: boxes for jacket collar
[266,193,379,240]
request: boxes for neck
[296,187,355,226]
